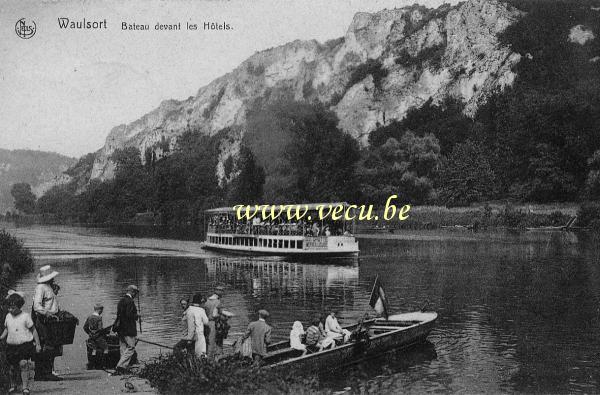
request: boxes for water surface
[4,224,600,393]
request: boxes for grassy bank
[0,229,35,391]
[356,203,582,232]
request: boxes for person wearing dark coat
[112,285,140,374]
[242,309,272,363]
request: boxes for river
[3,224,600,393]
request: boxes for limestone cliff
[89,0,523,182]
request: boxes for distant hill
[0,149,76,213]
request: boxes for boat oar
[136,338,174,350]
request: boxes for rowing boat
[262,311,437,371]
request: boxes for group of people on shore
[1,265,67,394]
[174,285,230,359]
[2,266,357,393]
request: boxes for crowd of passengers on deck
[207,216,352,237]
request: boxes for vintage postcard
[1,0,599,393]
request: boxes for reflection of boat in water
[205,257,359,297]
[203,203,359,257]
[264,312,437,372]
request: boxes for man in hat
[32,265,62,381]
[242,309,272,363]
[113,285,140,374]
[204,285,224,358]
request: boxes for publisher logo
[15,18,36,39]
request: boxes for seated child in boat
[305,317,334,352]
[289,321,307,355]
[83,303,109,356]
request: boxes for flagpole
[369,274,379,305]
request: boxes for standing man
[113,285,140,375]
[32,265,61,381]
[204,285,224,358]
[242,309,272,363]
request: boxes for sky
[0,0,457,158]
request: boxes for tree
[227,146,265,204]
[358,132,441,205]
[437,140,497,206]
[10,183,36,214]
[244,101,360,202]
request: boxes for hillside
[0,149,76,213]
[35,0,600,226]
[88,0,522,183]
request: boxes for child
[83,303,109,363]
[0,292,41,395]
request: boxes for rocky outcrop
[89,0,523,182]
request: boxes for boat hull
[266,312,437,372]
[203,233,359,257]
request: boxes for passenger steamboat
[203,203,359,257]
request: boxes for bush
[395,44,446,70]
[138,354,319,394]
[0,229,34,283]
[577,202,600,228]
[346,59,388,91]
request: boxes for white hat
[5,289,25,299]
[37,265,59,283]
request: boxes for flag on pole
[369,275,389,319]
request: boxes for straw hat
[258,309,269,318]
[94,303,104,310]
[37,265,59,283]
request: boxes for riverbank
[355,202,581,232]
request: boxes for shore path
[34,370,156,394]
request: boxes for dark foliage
[357,132,441,205]
[577,201,600,229]
[346,59,388,91]
[368,97,472,155]
[203,87,226,118]
[437,140,498,207]
[10,183,36,214]
[244,100,360,203]
[246,62,265,76]
[584,150,600,199]
[395,43,446,70]
[138,354,319,394]
[227,145,265,204]
[36,130,226,226]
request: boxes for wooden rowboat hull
[265,311,437,372]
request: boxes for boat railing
[207,224,349,237]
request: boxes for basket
[47,318,78,345]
